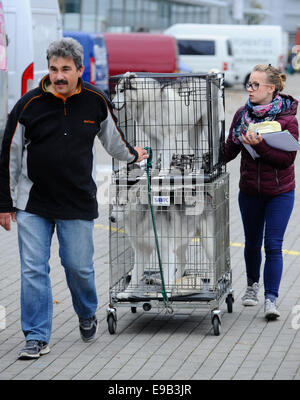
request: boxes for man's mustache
[54,80,68,85]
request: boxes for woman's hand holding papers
[242,130,263,145]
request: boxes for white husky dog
[112,73,209,172]
[110,168,215,299]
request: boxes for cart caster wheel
[226,293,234,313]
[212,316,220,336]
[107,314,117,334]
[131,307,137,313]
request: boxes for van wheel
[244,74,250,89]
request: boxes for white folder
[262,130,300,151]
[242,130,300,159]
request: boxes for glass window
[64,0,80,13]
[227,40,233,56]
[82,0,96,14]
[98,0,110,13]
[178,40,215,56]
[126,0,135,10]
[112,0,123,8]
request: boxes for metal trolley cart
[106,72,234,335]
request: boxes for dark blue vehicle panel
[63,31,94,84]
[91,33,108,93]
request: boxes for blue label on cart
[153,196,170,206]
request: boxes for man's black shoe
[18,340,50,360]
[79,315,98,342]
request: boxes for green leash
[144,147,172,310]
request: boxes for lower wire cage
[110,72,226,182]
[107,172,233,335]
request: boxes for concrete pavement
[0,155,300,381]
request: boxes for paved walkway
[1,155,300,381]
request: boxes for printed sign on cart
[153,196,170,206]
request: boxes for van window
[177,40,215,56]
[226,40,233,56]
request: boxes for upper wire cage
[109,72,226,182]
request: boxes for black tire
[226,294,234,313]
[212,316,220,336]
[107,314,117,334]
[244,73,250,89]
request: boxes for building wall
[222,0,299,45]
[226,0,300,36]
[59,0,299,43]
[60,0,228,33]
[267,0,300,37]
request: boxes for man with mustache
[0,37,148,359]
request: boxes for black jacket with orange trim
[0,76,138,220]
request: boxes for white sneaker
[241,282,260,306]
[264,298,280,320]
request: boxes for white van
[164,29,237,87]
[3,0,62,112]
[165,24,288,87]
[0,0,8,147]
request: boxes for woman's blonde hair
[253,64,286,94]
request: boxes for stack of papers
[248,121,282,134]
[242,122,300,159]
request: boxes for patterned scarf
[233,94,291,143]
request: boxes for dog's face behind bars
[112,73,160,118]
[110,182,148,225]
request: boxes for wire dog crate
[107,73,233,336]
[110,72,226,181]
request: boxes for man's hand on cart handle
[134,146,149,162]
[0,212,16,231]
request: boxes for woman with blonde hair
[225,64,298,320]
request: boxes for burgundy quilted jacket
[225,94,299,196]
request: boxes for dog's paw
[157,287,173,297]
[124,71,137,78]
[144,273,162,286]
[116,292,131,300]
[116,286,140,300]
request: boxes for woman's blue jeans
[16,210,98,344]
[238,190,294,300]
